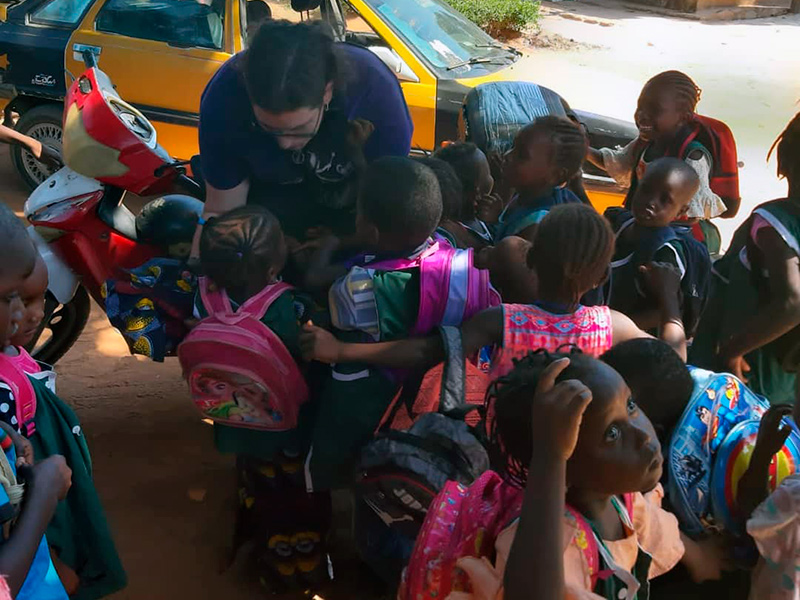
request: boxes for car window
[262,1,320,23]
[356,0,516,77]
[96,0,226,50]
[31,0,95,26]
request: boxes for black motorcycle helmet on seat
[135,195,203,258]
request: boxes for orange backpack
[678,115,741,212]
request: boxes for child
[4,253,127,599]
[195,205,330,591]
[606,157,710,335]
[300,203,688,377]
[415,157,466,249]
[588,71,733,254]
[690,113,800,404]
[601,338,694,445]
[408,352,724,600]
[0,200,71,600]
[434,142,495,249]
[492,116,586,242]
[302,156,499,490]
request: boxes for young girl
[434,143,496,249]
[0,200,71,600]
[445,352,724,600]
[4,253,126,599]
[690,113,800,404]
[492,116,586,242]
[195,205,330,591]
[300,203,688,375]
[588,71,733,254]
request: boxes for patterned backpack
[399,470,634,599]
[668,367,800,536]
[177,278,308,431]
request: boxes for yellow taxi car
[0,0,633,208]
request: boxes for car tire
[11,103,64,190]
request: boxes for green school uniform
[690,199,800,403]
[27,375,127,600]
[307,269,419,490]
[192,288,316,459]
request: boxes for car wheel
[11,104,64,190]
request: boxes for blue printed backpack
[668,367,800,537]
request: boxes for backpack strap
[0,356,36,437]
[239,282,293,321]
[437,326,472,419]
[198,277,233,316]
[565,504,604,586]
[199,277,293,323]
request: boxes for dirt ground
[1,2,799,599]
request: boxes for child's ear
[553,167,571,188]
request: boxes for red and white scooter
[23,51,202,364]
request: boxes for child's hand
[0,422,34,467]
[30,455,72,501]
[532,358,593,461]
[753,404,794,462]
[638,261,681,299]
[681,533,732,583]
[476,193,504,224]
[347,118,375,148]
[722,353,751,383]
[299,321,341,364]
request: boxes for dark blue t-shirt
[198,43,413,192]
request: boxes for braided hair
[641,70,702,115]
[486,349,589,488]
[527,204,614,307]
[768,112,800,182]
[199,205,286,303]
[520,116,588,185]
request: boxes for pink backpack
[0,354,36,436]
[367,242,500,337]
[177,278,308,431]
[400,471,633,599]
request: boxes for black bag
[353,326,490,583]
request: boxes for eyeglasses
[252,104,326,140]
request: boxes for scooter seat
[135,194,203,248]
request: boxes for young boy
[601,338,694,444]
[303,157,498,490]
[0,201,70,600]
[606,157,711,336]
[5,253,126,599]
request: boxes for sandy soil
[1,3,799,598]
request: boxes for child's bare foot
[50,548,80,596]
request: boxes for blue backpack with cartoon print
[668,368,800,537]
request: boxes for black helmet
[135,195,203,247]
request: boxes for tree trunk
[792,0,800,14]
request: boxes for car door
[65,0,243,160]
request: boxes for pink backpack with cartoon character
[177,278,308,431]
[400,470,633,599]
